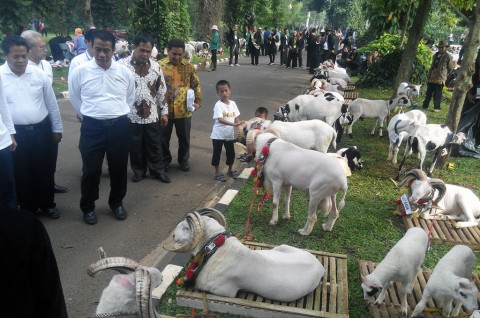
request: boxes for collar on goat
[252,137,277,189]
[176,232,233,288]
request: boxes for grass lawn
[157,84,480,317]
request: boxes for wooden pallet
[403,217,480,251]
[344,84,356,91]
[176,242,349,318]
[343,91,359,100]
[359,260,480,317]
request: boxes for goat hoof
[298,229,309,236]
[268,220,278,226]
[321,223,333,232]
[282,215,291,220]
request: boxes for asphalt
[43,52,311,317]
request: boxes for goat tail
[338,187,347,211]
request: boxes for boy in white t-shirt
[210,80,245,182]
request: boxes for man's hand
[10,135,17,151]
[160,115,169,127]
[193,103,201,111]
[52,133,63,143]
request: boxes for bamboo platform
[403,217,480,251]
[343,91,359,100]
[176,242,349,318]
[344,84,356,91]
[359,260,480,317]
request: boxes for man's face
[438,46,446,53]
[167,47,184,65]
[233,25,238,31]
[133,42,153,64]
[93,38,114,70]
[30,37,48,62]
[6,45,29,76]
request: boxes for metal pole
[306,11,310,30]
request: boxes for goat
[164,208,324,302]
[398,169,480,228]
[243,119,337,153]
[410,245,478,317]
[316,65,351,83]
[246,131,348,234]
[387,110,427,164]
[312,78,344,95]
[361,227,428,316]
[336,146,363,171]
[274,92,347,127]
[397,124,466,177]
[308,74,348,89]
[397,82,422,99]
[347,94,412,137]
[87,257,162,317]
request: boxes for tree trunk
[398,0,412,48]
[440,0,480,166]
[199,0,224,40]
[81,0,94,28]
[392,0,432,96]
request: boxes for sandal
[228,171,240,179]
[213,173,227,182]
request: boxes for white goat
[347,94,412,137]
[274,92,347,127]
[398,124,466,175]
[387,110,427,164]
[317,65,351,83]
[410,245,478,317]
[397,82,422,99]
[246,131,348,234]
[87,257,162,317]
[312,78,344,95]
[361,227,428,316]
[398,169,480,228]
[243,119,337,153]
[164,208,324,302]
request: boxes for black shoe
[152,171,171,183]
[42,207,60,219]
[179,163,190,171]
[54,184,68,193]
[84,211,97,225]
[132,174,144,183]
[113,205,127,220]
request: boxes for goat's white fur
[387,110,427,164]
[410,245,478,317]
[397,82,422,99]
[167,212,324,302]
[252,131,348,234]
[244,119,337,153]
[361,228,428,316]
[347,94,412,137]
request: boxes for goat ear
[113,274,135,289]
[285,104,290,112]
[459,279,474,289]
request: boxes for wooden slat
[177,242,349,318]
[403,217,480,250]
[359,260,480,317]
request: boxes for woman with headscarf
[73,28,87,55]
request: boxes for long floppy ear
[398,169,427,188]
[429,178,446,203]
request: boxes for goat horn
[265,128,282,139]
[246,130,262,153]
[87,257,139,277]
[398,169,427,188]
[163,212,204,252]
[429,178,447,203]
[136,267,161,318]
[197,207,226,227]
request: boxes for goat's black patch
[402,97,408,104]
[295,104,300,111]
[440,124,447,128]
[341,104,348,113]
[367,287,379,297]
[325,92,335,101]
[410,137,419,153]
[426,141,437,151]
[285,105,290,113]
[389,99,393,105]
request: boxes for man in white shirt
[69,29,95,74]
[21,30,68,194]
[0,75,17,209]
[69,30,135,225]
[0,35,63,218]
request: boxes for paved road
[43,54,310,317]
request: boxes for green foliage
[357,33,432,88]
[362,0,419,37]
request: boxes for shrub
[357,33,432,88]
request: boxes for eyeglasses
[36,45,48,50]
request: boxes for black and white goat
[396,82,422,99]
[336,146,363,171]
[397,124,466,177]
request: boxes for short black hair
[167,39,185,51]
[65,35,72,41]
[133,35,154,47]
[84,29,95,42]
[216,80,231,91]
[2,35,30,54]
[93,30,115,50]
[255,107,268,117]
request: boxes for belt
[15,117,49,131]
[83,115,127,126]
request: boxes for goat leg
[427,149,441,177]
[282,186,292,220]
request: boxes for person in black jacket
[0,207,68,317]
[248,25,262,65]
[227,24,240,66]
[286,30,298,68]
[280,28,288,66]
[297,31,305,68]
[309,33,320,74]
[267,29,279,65]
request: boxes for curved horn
[265,128,282,139]
[397,169,427,188]
[163,212,204,252]
[246,129,263,153]
[87,257,139,277]
[429,178,447,203]
[197,207,226,227]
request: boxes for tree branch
[444,0,470,23]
